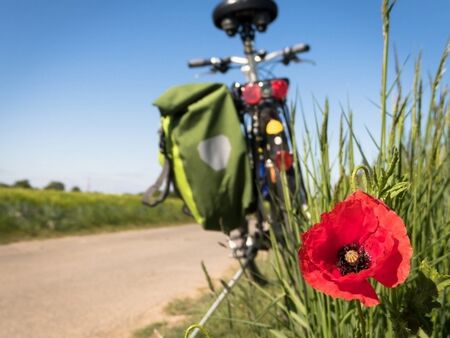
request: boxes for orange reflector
[269,166,277,183]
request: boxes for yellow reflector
[266,119,284,135]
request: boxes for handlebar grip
[187,58,211,68]
[290,43,310,54]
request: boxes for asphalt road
[0,225,234,338]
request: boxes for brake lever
[294,57,316,66]
[194,68,218,78]
[282,52,316,66]
[214,64,230,73]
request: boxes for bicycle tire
[263,106,297,245]
[245,256,268,285]
[239,101,306,284]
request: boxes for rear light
[242,82,262,105]
[275,150,293,171]
[241,79,288,105]
[271,79,289,101]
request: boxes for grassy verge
[133,2,449,337]
[133,255,280,338]
[0,187,191,244]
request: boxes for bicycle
[187,0,309,283]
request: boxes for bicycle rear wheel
[261,105,306,246]
[238,104,306,282]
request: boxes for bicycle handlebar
[264,43,310,62]
[290,43,310,54]
[187,43,310,70]
[188,59,213,68]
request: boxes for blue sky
[0,0,448,193]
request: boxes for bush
[44,181,65,191]
[13,179,32,189]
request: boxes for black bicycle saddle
[213,0,278,35]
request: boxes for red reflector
[242,83,262,105]
[271,79,289,101]
[275,150,293,171]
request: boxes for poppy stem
[351,165,372,193]
[356,301,366,338]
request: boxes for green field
[0,188,191,244]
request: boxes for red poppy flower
[298,191,412,307]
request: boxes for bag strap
[142,159,171,207]
[142,127,172,207]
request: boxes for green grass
[133,257,282,338]
[254,11,449,336]
[134,293,267,338]
[0,187,191,244]
[135,1,449,337]
[134,321,168,338]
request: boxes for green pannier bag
[143,83,253,234]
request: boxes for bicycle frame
[240,25,259,81]
[186,5,309,336]
[187,22,310,252]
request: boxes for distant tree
[71,186,81,192]
[44,181,65,191]
[13,179,32,189]
[0,182,9,188]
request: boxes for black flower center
[337,243,371,275]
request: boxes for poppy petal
[361,225,394,274]
[372,204,412,287]
[329,199,379,248]
[300,251,380,306]
[300,247,380,307]
[298,190,412,306]
[335,279,380,307]
[306,199,378,268]
[348,191,412,286]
